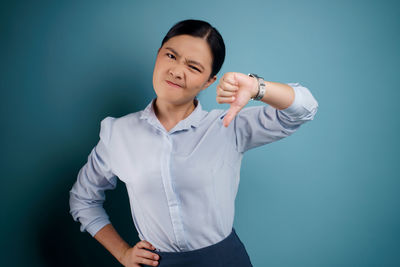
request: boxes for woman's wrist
[93,224,132,266]
[249,76,259,99]
[118,244,132,265]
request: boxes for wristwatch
[248,73,266,101]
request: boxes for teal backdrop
[1,0,399,266]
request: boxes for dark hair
[160,19,225,80]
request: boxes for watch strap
[248,73,266,100]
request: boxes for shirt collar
[140,97,205,133]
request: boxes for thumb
[223,105,241,127]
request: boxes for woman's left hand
[216,72,259,127]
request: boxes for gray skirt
[142,228,253,267]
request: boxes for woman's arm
[69,117,159,266]
[94,224,132,264]
[216,72,318,152]
[257,80,295,110]
[233,74,296,110]
[217,72,303,126]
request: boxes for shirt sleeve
[69,116,117,237]
[233,82,319,153]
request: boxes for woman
[69,19,318,267]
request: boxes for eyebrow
[165,47,205,71]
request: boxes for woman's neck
[154,98,197,132]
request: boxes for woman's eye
[190,66,200,72]
[166,53,175,59]
[166,53,200,72]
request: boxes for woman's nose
[169,66,184,79]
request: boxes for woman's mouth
[166,80,182,88]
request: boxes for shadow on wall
[29,77,150,266]
[36,178,135,267]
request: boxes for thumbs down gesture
[216,72,259,127]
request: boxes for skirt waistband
[156,228,238,257]
[142,228,253,267]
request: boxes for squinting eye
[190,66,200,72]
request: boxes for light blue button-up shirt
[69,82,318,252]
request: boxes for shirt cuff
[85,218,112,237]
[69,203,111,237]
[280,83,318,120]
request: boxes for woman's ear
[203,75,217,89]
[201,76,216,91]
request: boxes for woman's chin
[156,94,193,106]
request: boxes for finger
[216,95,235,104]
[139,257,159,266]
[217,86,236,97]
[222,73,238,86]
[138,249,160,261]
[223,105,242,127]
[137,240,156,250]
[219,81,238,92]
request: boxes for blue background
[1,0,399,266]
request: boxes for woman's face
[152,34,217,106]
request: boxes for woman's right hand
[121,240,159,267]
